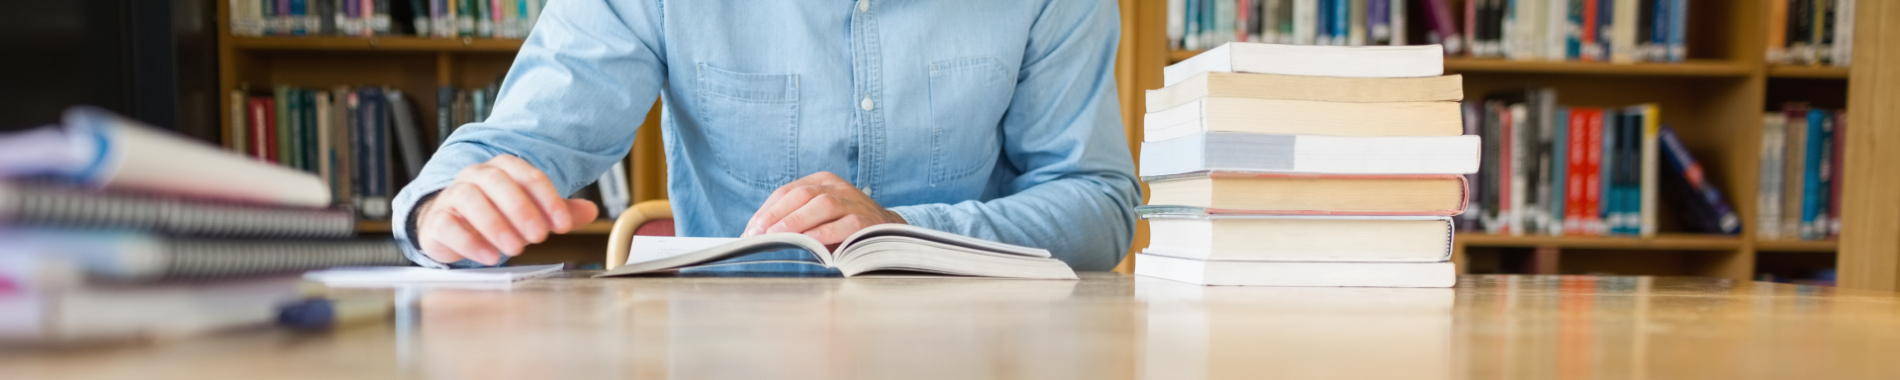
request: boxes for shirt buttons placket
[857,0,868,12]
[861,96,874,111]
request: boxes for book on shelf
[598,224,1079,280]
[1770,0,1856,66]
[233,84,461,220]
[1167,0,1692,63]
[1759,104,1845,240]
[228,0,545,39]
[1459,91,1738,237]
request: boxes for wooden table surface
[6,273,1900,380]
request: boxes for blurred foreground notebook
[0,276,310,344]
[305,264,562,285]
[597,224,1078,280]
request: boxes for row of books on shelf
[1168,0,1692,63]
[1457,92,1739,239]
[1767,0,1856,66]
[227,82,632,222]
[227,0,546,39]
[1,107,410,343]
[1758,104,1845,241]
[1136,42,1463,288]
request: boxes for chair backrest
[605,200,675,270]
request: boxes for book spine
[1583,108,1604,235]
[331,86,355,205]
[1170,0,1186,48]
[1634,0,1653,61]
[437,86,455,146]
[1332,0,1349,45]
[1781,104,1809,240]
[1789,0,1812,64]
[1368,0,1388,45]
[1547,0,1569,60]
[229,90,249,156]
[357,88,391,220]
[1830,109,1846,237]
[1388,0,1405,46]
[1462,101,1485,230]
[1508,103,1526,235]
[1349,0,1368,46]
[1659,127,1741,234]
[1666,0,1686,62]
[1480,100,1504,232]
[1463,0,1478,56]
[1549,107,1569,236]
[1598,109,1617,235]
[1767,0,1788,62]
[303,89,320,173]
[1580,0,1599,60]
[1630,108,1652,235]
[1802,109,1830,239]
[1834,0,1853,66]
[1758,113,1787,239]
[273,86,291,166]
[1566,0,1584,59]
[1815,0,1834,65]
[248,98,271,161]
[316,92,333,194]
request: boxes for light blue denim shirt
[393,0,1141,273]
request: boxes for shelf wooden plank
[1755,239,1840,252]
[1767,65,1851,79]
[1165,50,1751,77]
[1456,233,1744,250]
[356,220,617,234]
[231,36,524,52]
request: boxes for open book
[595,224,1079,280]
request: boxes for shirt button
[861,96,874,111]
[857,0,868,12]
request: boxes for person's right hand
[415,154,599,265]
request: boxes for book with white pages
[1138,206,1455,262]
[1139,132,1482,177]
[1136,252,1457,287]
[1163,42,1445,87]
[1143,97,1464,142]
[597,224,1078,280]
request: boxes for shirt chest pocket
[927,57,1014,185]
[697,63,799,190]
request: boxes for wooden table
[6,273,1900,379]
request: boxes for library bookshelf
[213,3,668,266]
[1117,0,1900,285]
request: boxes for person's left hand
[743,171,906,245]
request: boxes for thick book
[387,88,427,181]
[0,276,308,344]
[1632,104,1660,237]
[1163,42,1445,86]
[1801,109,1833,239]
[596,224,1078,280]
[0,181,354,239]
[1140,132,1481,177]
[1143,171,1469,216]
[1139,209,1455,262]
[0,107,331,208]
[1757,112,1788,239]
[1781,104,1808,239]
[1146,72,1463,112]
[1136,253,1456,287]
[0,229,406,281]
[356,87,392,220]
[1145,98,1463,142]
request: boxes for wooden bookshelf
[1766,65,1852,79]
[215,2,668,267]
[1457,234,1746,251]
[230,36,526,52]
[1126,0,1900,283]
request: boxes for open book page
[600,233,831,277]
[837,224,1052,259]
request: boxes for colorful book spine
[1582,108,1604,234]
[1549,107,1569,236]
[1757,113,1788,239]
[1801,109,1831,240]
[1830,110,1846,237]
[1658,127,1740,234]
[1634,104,1660,237]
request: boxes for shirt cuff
[887,204,945,232]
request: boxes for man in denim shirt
[396,0,1141,273]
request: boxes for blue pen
[277,296,393,331]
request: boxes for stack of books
[0,107,408,344]
[1133,42,1477,288]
